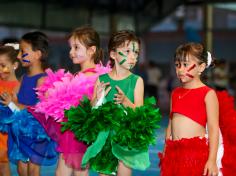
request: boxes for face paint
[187,64,196,72]
[185,73,194,78]
[132,42,135,52]
[2,66,10,73]
[22,53,28,58]
[118,51,127,65]
[22,53,30,63]
[119,59,126,65]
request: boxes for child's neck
[80,60,96,72]
[27,65,44,76]
[110,67,131,79]
[3,74,17,82]
[182,79,205,89]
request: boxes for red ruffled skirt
[158,137,209,176]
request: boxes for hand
[96,81,111,101]
[114,86,127,104]
[203,159,218,176]
[0,92,12,105]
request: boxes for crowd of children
[0,26,235,176]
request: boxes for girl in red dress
[159,42,219,176]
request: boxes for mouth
[178,75,185,79]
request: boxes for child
[0,31,57,176]
[56,26,106,176]
[0,44,19,176]
[159,42,219,176]
[83,30,146,176]
[31,26,110,176]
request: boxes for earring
[13,67,17,70]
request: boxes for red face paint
[187,64,196,72]
[186,73,194,78]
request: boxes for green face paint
[118,51,126,57]
[119,58,126,65]
[132,42,135,52]
[118,51,127,65]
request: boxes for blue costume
[6,74,58,165]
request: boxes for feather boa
[34,64,111,122]
[216,91,236,175]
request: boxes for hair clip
[207,51,212,68]
[4,43,19,50]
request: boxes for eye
[74,45,80,50]
[134,50,139,55]
[175,63,180,68]
[125,49,130,54]
[183,63,188,67]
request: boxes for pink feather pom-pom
[36,69,73,101]
[35,64,111,122]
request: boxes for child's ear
[110,50,116,60]
[35,50,42,60]
[199,62,206,73]
[13,61,19,70]
[88,46,96,56]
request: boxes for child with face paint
[79,30,146,176]
[0,32,58,176]
[0,44,19,176]
[159,42,219,176]
[54,26,107,176]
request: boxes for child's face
[113,40,139,70]
[175,54,205,83]
[0,54,17,80]
[69,37,91,64]
[18,40,37,67]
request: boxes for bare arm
[36,76,45,87]
[204,90,219,176]
[133,77,144,107]
[115,76,144,108]
[165,94,173,140]
[165,119,172,140]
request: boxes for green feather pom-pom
[112,97,161,151]
[61,96,162,151]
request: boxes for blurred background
[0,0,235,175]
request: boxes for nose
[17,51,22,60]
[130,53,137,63]
[69,48,74,57]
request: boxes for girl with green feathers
[91,30,144,176]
